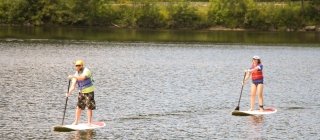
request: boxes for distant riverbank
[0,1,319,31]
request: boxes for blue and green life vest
[76,67,94,93]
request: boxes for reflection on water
[0,41,319,139]
[69,130,95,140]
[248,116,265,139]
[249,115,264,125]
[0,26,319,44]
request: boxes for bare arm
[242,71,251,85]
[66,78,77,97]
[68,75,87,81]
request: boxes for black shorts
[77,92,96,110]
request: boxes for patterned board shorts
[77,92,96,110]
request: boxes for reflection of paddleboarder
[66,60,96,125]
[71,130,95,139]
[248,116,264,139]
[243,56,264,112]
[249,115,264,125]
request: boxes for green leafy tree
[169,2,201,28]
[304,0,320,23]
[112,4,137,27]
[0,0,24,24]
[208,0,254,28]
[245,4,278,30]
[136,3,166,28]
[279,6,303,30]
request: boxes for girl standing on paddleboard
[243,56,264,112]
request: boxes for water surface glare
[0,42,319,139]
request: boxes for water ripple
[0,42,319,139]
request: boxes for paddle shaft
[235,72,247,110]
[62,80,71,125]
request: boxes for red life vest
[251,64,263,80]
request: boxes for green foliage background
[0,0,319,30]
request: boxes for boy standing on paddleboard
[66,60,96,125]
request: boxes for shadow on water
[280,106,316,110]
[286,106,306,110]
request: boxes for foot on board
[259,105,264,112]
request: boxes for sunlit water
[0,41,319,139]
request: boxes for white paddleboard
[53,121,105,132]
[232,107,277,116]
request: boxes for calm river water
[0,41,319,139]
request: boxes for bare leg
[73,107,81,125]
[250,84,257,111]
[257,84,264,111]
[87,109,93,125]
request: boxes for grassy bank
[0,0,319,31]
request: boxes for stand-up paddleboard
[232,107,277,116]
[53,121,105,132]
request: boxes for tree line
[0,0,319,31]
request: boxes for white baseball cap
[253,55,260,59]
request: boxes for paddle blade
[234,106,239,111]
[53,125,75,132]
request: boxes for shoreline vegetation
[0,0,319,32]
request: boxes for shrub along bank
[0,0,319,31]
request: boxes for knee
[251,93,256,97]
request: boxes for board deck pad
[232,107,277,116]
[53,121,105,132]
